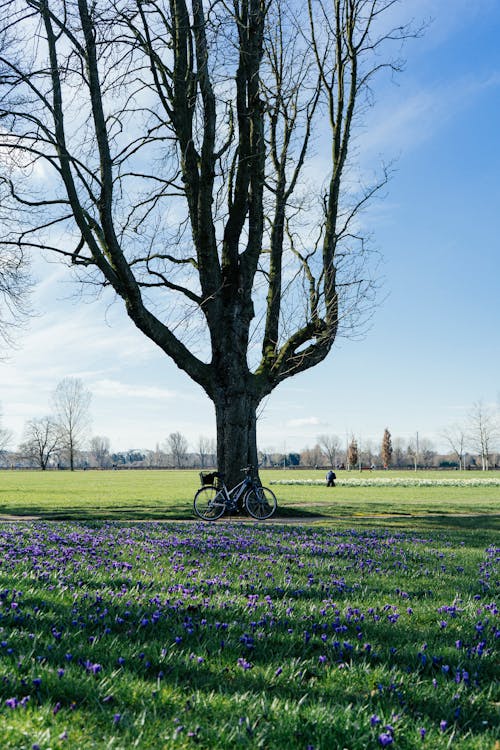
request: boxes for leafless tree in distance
[467,401,499,471]
[0,403,12,451]
[317,433,341,469]
[19,416,62,470]
[198,435,216,469]
[441,424,466,470]
[52,378,92,470]
[0,1,419,485]
[166,431,189,469]
[89,435,111,468]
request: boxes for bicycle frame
[219,476,253,509]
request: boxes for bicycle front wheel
[244,486,277,520]
[194,486,225,521]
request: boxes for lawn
[0,470,499,531]
[0,519,497,749]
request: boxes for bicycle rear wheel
[244,486,277,520]
[193,486,225,521]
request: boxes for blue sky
[1,0,499,455]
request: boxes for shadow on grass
[0,505,193,522]
[1,506,499,538]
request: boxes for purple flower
[419,727,426,739]
[84,660,102,674]
[370,714,381,727]
[439,720,447,732]
[113,713,121,724]
[237,657,252,670]
[378,732,393,747]
[5,697,18,709]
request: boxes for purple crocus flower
[378,732,393,746]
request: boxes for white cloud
[90,379,178,400]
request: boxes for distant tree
[468,401,499,471]
[406,440,418,471]
[0,404,12,452]
[144,444,167,468]
[441,425,466,470]
[418,438,436,467]
[19,417,62,470]
[300,444,324,468]
[360,438,375,467]
[381,428,393,469]
[166,432,189,469]
[89,435,111,469]
[347,437,358,470]
[392,437,405,468]
[197,436,216,469]
[52,378,92,471]
[317,434,341,468]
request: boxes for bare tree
[166,431,189,469]
[89,435,111,468]
[441,424,466,470]
[0,1,418,485]
[468,401,499,471]
[19,416,62,470]
[392,436,405,468]
[52,378,92,470]
[418,437,435,468]
[381,428,393,469]
[406,439,418,471]
[197,435,216,469]
[300,443,324,468]
[0,403,12,452]
[317,433,341,469]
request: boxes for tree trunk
[214,388,259,490]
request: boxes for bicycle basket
[199,471,220,487]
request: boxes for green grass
[0,470,498,535]
[0,520,497,749]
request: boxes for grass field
[0,470,499,531]
[0,470,497,748]
[0,520,498,749]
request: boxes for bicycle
[193,466,277,521]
